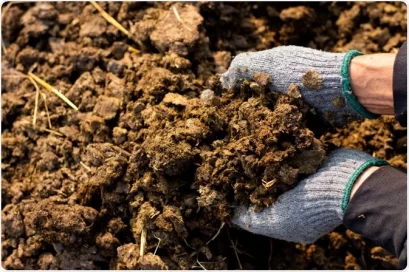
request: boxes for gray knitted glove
[232,149,387,244]
[221,46,379,127]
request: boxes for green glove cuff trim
[341,50,379,119]
[341,158,389,212]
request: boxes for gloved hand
[220,46,378,127]
[232,149,387,244]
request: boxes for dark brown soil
[1,2,406,270]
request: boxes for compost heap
[1,2,407,270]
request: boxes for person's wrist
[341,156,388,212]
[350,54,395,115]
[349,166,379,200]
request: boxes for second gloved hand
[232,149,387,244]
[221,46,378,127]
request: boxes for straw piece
[90,1,129,36]
[128,46,140,53]
[28,72,78,111]
[40,92,52,128]
[140,227,147,257]
[28,76,40,126]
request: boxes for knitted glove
[232,149,387,244]
[221,46,379,127]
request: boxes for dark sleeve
[343,166,407,269]
[393,42,407,127]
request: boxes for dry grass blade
[80,161,92,172]
[1,1,14,54]
[227,228,242,269]
[39,127,64,137]
[262,179,277,189]
[3,69,54,127]
[40,92,52,129]
[140,227,147,257]
[28,76,40,126]
[183,238,196,250]
[150,211,160,219]
[90,1,129,36]
[153,234,161,256]
[128,46,140,53]
[206,222,225,245]
[172,6,182,23]
[172,6,193,32]
[1,2,14,21]
[28,63,37,74]
[191,257,227,269]
[196,255,207,270]
[28,72,78,111]
[2,39,7,54]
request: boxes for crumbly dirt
[1,2,406,270]
[332,96,346,109]
[323,116,407,170]
[302,70,323,90]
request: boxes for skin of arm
[350,53,396,115]
[348,53,396,199]
[350,166,379,200]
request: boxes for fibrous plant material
[29,75,40,125]
[1,2,406,270]
[2,69,73,128]
[90,1,129,36]
[90,1,140,53]
[28,72,79,111]
[1,1,13,53]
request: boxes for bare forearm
[350,54,396,115]
[350,166,379,200]
[349,54,395,202]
